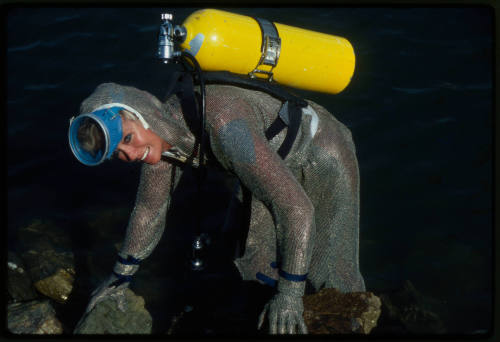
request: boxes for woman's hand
[257,291,308,334]
[84,273,130,314]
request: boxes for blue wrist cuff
[111,271,133,286]
[270,261,308,282]
[278,269,308,282]
[117,255,141,265]
[256,272,278,287]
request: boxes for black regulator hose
[180,51,208,271]
[181,51,206,173]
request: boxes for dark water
[7,6,493,335]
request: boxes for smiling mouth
[140,147,150,161]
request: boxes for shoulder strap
[277,101,302,159]
[164,70,201,137]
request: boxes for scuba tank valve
[157,13,187,63]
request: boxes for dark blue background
[6,6,493,334]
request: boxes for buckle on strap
[249,17,281,81]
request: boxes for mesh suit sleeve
[207,93,316,289]
[82,160,176,316]
[119,160,175,261]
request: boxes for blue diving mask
[68,106,124,166]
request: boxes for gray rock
[74,288,152,334]
[302,288,382,334]
[7,251,38,303]
[18,219,75,303]
[7,299,63,334]
[379,280,447,334]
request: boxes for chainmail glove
[257,276,308,334]
[84,255,140,314]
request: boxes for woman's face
[115,117,172,165]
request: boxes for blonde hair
[77,118,104,157]
[120,109,137,121]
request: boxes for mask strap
[93,103,150,130]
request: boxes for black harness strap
[277,101,302,159]
[174,72,201,136]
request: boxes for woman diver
[69,80,365,334]
[69,8,365,335]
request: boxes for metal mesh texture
[79,83,186,260]
[80,83,197,159]
[79,82,365,293]
[204,85,365,293]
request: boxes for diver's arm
[209,101,314,333]
[119,160,174,260]
[225,123,314,334]
[84,161,175,314]
[226,134,315,283]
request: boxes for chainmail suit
[79,82,365,299]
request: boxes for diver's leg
[303,106,366,293]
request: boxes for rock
[303,288,381,334]
[7,299,63,334]
[74,288,152,334]
[378,280,446,334]
[34,268,75,304]
[7,251,38,303]
[18,219,75,303]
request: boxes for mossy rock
[303,288,381,334]
[34,268,75,304]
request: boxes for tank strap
[249,17,281,80]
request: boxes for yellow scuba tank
[179,9,355,94]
